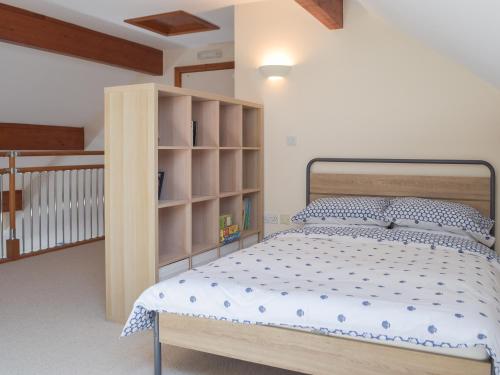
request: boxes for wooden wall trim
[0,3,163,75]
[0,123,84,150]
[174,61,235,87]
[0,237,104,265]
[295,0,343,30]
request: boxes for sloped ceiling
[0,0,258,49]
[358,0,500,89]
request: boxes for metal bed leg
[153,312,162,375]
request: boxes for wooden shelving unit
[105,84,263,323]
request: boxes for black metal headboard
[306,158,496,234]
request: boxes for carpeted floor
[0,242,299,375]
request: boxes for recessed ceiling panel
[125,10,220,37]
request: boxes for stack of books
[219,214,240,244]
[242,197,252,230]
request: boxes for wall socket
[264,213,279,224]
[264,213,291,225]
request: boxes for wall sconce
[259,64,292,79]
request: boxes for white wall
[182,69,234,97]
[234,0,500,234]
[137,41,235,86]
[0,42,147,148]
[0,40,234,150]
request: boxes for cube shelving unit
[105,84,263,323]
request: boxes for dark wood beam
[0,3,163,75]
[295,0,343,30]
[1,191,22,213]
[0,123,84,150]
[174,61,235,87]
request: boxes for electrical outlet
[286,136,297,146]
[264,213,279,224]
[280,214,291,225]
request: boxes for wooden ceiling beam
[0,3,163,75]
[295,0,343,30]
[0,123,84,150]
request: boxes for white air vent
[197,49,223,60]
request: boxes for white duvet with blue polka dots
[123,225,500,373]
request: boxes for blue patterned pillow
[291,197,391,226]
[385,197,495,246]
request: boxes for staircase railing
[0,150,104,262]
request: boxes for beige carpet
[0,242,299,375]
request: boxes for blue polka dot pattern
[122,225,500,375]
[291,197,390,226]
[385,197,495,246]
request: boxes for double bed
[123,158,498,375]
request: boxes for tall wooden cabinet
[104,84,264,323]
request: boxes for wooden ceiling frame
[295,0,343,30]
[174,61,235,88]
[0,3,163,75]
[0,123,84,150]
[125,10,220,37]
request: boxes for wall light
[259,64,292,79]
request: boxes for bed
[123,158,498,375]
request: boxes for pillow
[385,197,495,246]
[392,225,476,242]
[291,197,391,226]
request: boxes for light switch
[286,136,297,146]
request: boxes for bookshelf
[105,84,263,323]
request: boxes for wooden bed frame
[153,158,496,375]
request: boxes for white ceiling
[358,0,500,88]
[1,0,259,49]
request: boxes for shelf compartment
[242,150,259,190]
[242,191,259,233]
[192,199,219,256]
[192,100,219,147]
[220,195,242,244]
[192,149,218,198]
[158,149,190,201]
[243,107,260,147]
[158,95,191,147]
[159,204,190,266]
[220,104,242,147]
[220,149,242,194]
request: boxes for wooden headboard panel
[306,158,496,223]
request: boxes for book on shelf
[192,120,198,147]
[221,231,240,245]
[219,214,240,244]
[219,214,232,229]
[242,197,252,230]
[158,171,165,200]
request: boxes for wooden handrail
[1,150,105,262]
[17,164,104,173]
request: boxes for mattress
[124,225,500,371]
